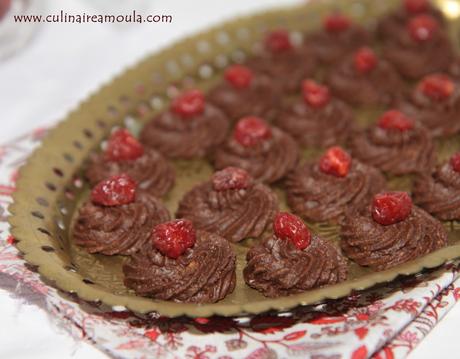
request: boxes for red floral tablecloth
[0,128,459,359]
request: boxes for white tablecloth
[0,0,457,357]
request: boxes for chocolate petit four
[304,13,370,65]
[275,80,355,148]
[73,174,170,255]
[327,47,406,106]
[245,29,316,93]
[286,146,386,222]
[213,116,299,183]
[86,129,175,198]
[341,191,447,271]
[399,74,460,138]
[208,64,281,122]
[349,109,435,175]
[378,0,446,40]
[123,219,236,303]
[244,212,348,297]
[382,13,453,79]
[177,167,278,242]
[413,152,460,220]
[140,89,229,159]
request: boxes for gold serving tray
[9,0,460,317]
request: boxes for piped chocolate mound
[73,174,170,255]
[413,153,460,220]
[399,74,460,138]
[349,109,435,175]
[176,167,278,242]
[286,147,386,222]
[275,80,355,148]
[304,13,370,65]
[86,129,174,198]
[213,116,299,183]
[341,192,447,271]
[382,14,453,79]
[244,213,348,297]
[245,29,316,93]
[377,0,446,41]
[327,47,406,106]
[140,89,229,159]
[208,64,280,122]
[123,220,236,303]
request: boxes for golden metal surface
[8,0,460,317]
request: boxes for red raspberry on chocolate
[171,89,205,118]
[324,14,352,33]
[418,74,455,101]
[224,65,254,89]
[233,116,272,147]
[450,152,460,172]
[302,79,331,108]
[404,0,429,14]
[372,192,413,226]
[273,212,311,250]
[265,29,292,53]
[354,47,378,74]
[212,167,252,191]
[91,174,136,206]
[319,146,352,178]
[152,219,196,259]
[408,14,439,42]
[377,110,414,132]
[105,129,144,162]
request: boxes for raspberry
[233,116,272,147]
[319,146,352,178]
[354,47,378,74]
[372,192,413,226]
[404,0,429,14]
[377,110,414,132]
[91,174,136,206]
[105,129,144,162]
[212,167,252,191]
[408,14,439,42]
[265,29,292,53]
[418,74,455,101]
[273,212,311,250]
[152,219,196,259]
[171,89,205,118]
[224,65,254,89]
[324,14,352,33]
[302,80,331,108]
[0,0,11,20]
[450,152,460,172]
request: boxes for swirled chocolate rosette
[85,129,175,198]
[413,152,460,221]
[176,167,278,243]
[285,146,386,223]
[123,219,236,303]
[213,116,299,184]
[327,47,406,106]
[382,13,453,79]
[208,64,281,123]
[349,109,435,175]
[244,29,317,93]
[304,13,371,65]
[275,80,355,148]
[140,89,229,159]
[340,191,448,271]
[377,0,447,41]
[73,174,170,255]
[399,74,460,138]
[244,212,348,297]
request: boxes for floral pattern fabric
[0,128,459,359]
